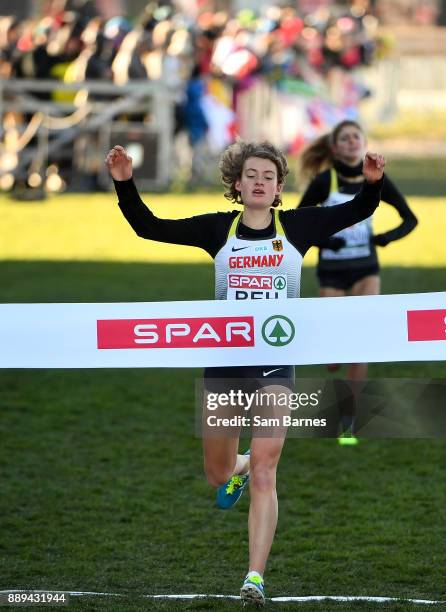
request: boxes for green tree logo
[273,276,286,290]
[261,315,295,347]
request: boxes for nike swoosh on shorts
[262,368,284,377]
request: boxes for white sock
[246,570,263,583]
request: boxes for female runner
[298,121,416,442]
[106,140,385,605]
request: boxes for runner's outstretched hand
[363,152,385,183]
[105,145,133,181]
[371,234,390,247]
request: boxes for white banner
[0,292,445,368]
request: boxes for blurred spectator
[375,0,440,25]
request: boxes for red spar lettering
[97,317,254,349]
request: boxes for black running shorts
[203,365,295,393]
[317,265,379,291]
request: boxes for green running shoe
[216,472,250,509]
[240,574,265,607]
[338,428,359,446]
[216,450,250,509]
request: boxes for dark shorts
[203,365,295,393]
[317,265,379,291]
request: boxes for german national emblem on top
[272,239,283,252]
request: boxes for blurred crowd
[376,0,442,25]
[0,0,381,191]
[0,1,377,81]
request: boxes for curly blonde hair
[219,140,289,208]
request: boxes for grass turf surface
[1,191,444,268]
[0,192,445,611]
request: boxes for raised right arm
[106,145,232,256]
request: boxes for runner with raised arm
[106,141,385,605]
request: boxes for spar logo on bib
[97,316,254,349]
[229,274,273,290]
[228,274,286,290]
[261,315,295,347]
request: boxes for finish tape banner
[0,292,445,368]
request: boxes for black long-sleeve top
[298,170,417,271]
[114,177,383,261]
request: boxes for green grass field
[1,190,445,267]
[0,192,445,611]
